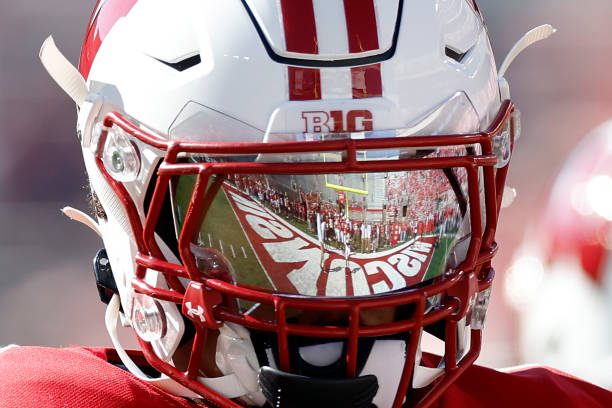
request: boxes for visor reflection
[172,163,468,305]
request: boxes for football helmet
[40,1,547,407]
[506,121,612,388]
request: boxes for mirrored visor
[170,149,471,304]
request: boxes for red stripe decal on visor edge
[280,0,321,100]
[343,0,383,98]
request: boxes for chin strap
[498,23,556,106]
[498,24,556,78]
[61,207,102,237]
[104,294,262,402]
[412,333,445,390]
[498,24,556,103]
[62,209,264,403]
[496,24,555,209]
[104,295,202,398]
[39,36,88,107]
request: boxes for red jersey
[1,346,610,408]
[0,346,201,408]
[434,363,611,408]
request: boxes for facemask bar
[92,100,516,408]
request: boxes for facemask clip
[182,281,223,329]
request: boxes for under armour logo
[185,301,205,322]
[183,282,223,329]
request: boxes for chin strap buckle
[93,248,119,305]
[182,281,223,329]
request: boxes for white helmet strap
[104,294,256,401]
[498,24,556,77]
[39,36,88,107]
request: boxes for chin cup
[258,366,379,408]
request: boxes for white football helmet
[40,1,548,407]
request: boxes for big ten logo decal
[302,110,373,133]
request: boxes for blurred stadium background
[1,0,611,373]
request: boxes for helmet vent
[154,54,201,72]
[445,46,469,63]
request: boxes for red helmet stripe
[287,66,322,101]
[343,0,383,98]
[343,0,380,51]
[280,0,319,54]
[280,0,322,101]
[351,63,383,98]
[79,0,138,79]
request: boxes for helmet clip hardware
[93,248,119,305]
